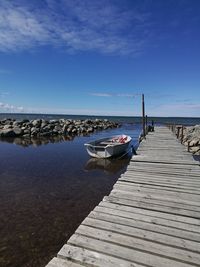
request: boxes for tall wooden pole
[142,93,145,138]
[145,115,148,135]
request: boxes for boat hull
[84,135,132,158]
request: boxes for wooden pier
[46,126,200,267]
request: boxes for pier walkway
[47,126,200,267]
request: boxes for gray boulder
[13,127,23,136]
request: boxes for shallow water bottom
[0,124,140,267]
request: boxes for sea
[0,113,200,267]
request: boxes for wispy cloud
[90,93,112,97]
[90,92,140,98]
[0,0,151,55]
[0,102,24,112]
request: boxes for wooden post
[173,124,176,134]
[177,127,180,139]
[181,126,184,144]
[145,115,148,135]
[187,141,190,152]
[142,94,145,139]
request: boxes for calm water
[0,114,200,267]
[0,113,200,125]
[0,119,141,267]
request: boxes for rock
[23,134,31,138]
[54,125,61,131]
[3,125,12,130]
[0,129,16,137]
[72,128,77,134]
[189,146,200,153]
[23,129,31,135]
[180,125,200,153]
[190,138,199,146]
[0,117,119,141]
[40,132,51,137]
[41,122,47,128]
[13,127,23,136]
[49,119,59,124]
[13,120,22,127]
[32,119,41,127]
[87,127,94,133]
[75,121,82,126]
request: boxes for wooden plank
[129,162,200,170]
[116,180,200,194]
[58,244,142,267]
[122,175,200,183]
[76,224,200,265]
[119,177,200,191]
[131,158,199,165]
[88,210,200,242]
[125,168,200,177]
[46,257,85,267]
[110,190,200,210]
[83,217,200,253]
[113,184,200,203]
[68,234,194,267]
[105,192,200,212]
[127,164,200,172]
[97,205,200,235]
[120,173,200,186]
[99,201,200,227]
[127,163,200,171]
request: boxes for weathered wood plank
[105,192,200,212]
[119,177,200,191]
[58,244,143,267]
[110,190,199,218]
[46,257,85,267]
[82,217,200,253]
[76,224,200,265]
[116,180,200,194]
[68,234,195,267]
[120,173,200,186]
[99,201,200,227]
[88,210,200,242]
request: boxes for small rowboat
[84,134,132,158]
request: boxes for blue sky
[0,0,200,117]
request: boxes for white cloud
[90,92,140,98]
[0,102,24,112]
[90,93,112,97]
[0,0,150,55]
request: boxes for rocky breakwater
[178,125,200,155]
[0,118,120,138]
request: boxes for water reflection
[0,135,85,147]
[85,155,131,174]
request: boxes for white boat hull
[84,135,132,158]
